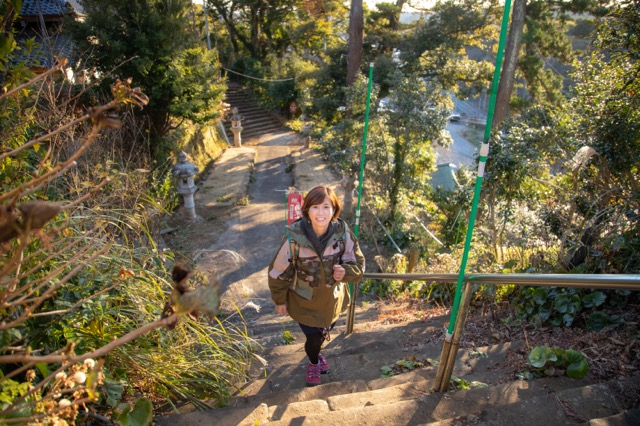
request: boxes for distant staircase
[222,82,287,144]
[154,305,640,425]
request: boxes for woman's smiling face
[308,196,334,234]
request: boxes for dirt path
[164,131,307,328]
[201,134,297,317]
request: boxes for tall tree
[493,0,614,125]
[208,0,297,61]
[68,0,225,143]
[493,0,526,128]
[403,0,498,96]
[369,72,451,221]
[346,0,364,87]
[483,0,640,272]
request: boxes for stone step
[153,371,598,426]
[262,375,592,426]
[587,408,640,426]
[234,363,433,410]
[420,376,640,426]
[557,375,640,423]
[240,338,524,400]
[224,123,283,137]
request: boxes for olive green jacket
[268,218,365,328]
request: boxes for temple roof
[20,0,84,17]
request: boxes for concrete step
[153,300,638,426]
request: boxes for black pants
[304,331,324,364]
[298,322,335,364]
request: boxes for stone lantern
[230,107,244,147]
[301,115,313,148]
[172,151,199,220]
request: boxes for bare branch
[0,59,67,104]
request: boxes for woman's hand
[275,304,287,316]
[332,264,346,282]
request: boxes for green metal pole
[354,62,374,239]
[435,0,513,391]
[446,0,512,335]
[347,62,374,334]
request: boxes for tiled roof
[20,0,83,17]
[15,31,76,69]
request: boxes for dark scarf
[301,219,334,257]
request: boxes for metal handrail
[362,273,640,291]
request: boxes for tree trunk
[341,172,357,222]
[390,0,408,31]
[389,140,405,222]
[493,0,526,129]
[346,0,364,87]
[212,4,255,57]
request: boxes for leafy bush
[513,287,629,328]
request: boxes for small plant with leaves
[449,375,488,391]
[380,355,435,377]
[524,345,589,379]
[281,330,296,345]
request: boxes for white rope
[222,67,294,82]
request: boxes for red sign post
[287,192,303,225]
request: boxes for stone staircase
[153,304,640,425]
[221,81,287,144]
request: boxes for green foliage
[402,0,498,96]
[515,287,581,326]
[366,71,450,222]
[114,398,153,426]
[475,0,639,275]
[449,375,488,391]
[513,286,629,329]
[431,183,472,248]
[380,355,434,377]
[0,46,247,424]
[281,330,296,345]
[527,346,589,379]
[586,311,624,332]
[527,345,558,369]
[0,379,32,419]
[67,0,226,140]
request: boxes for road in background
[436,121,477,167]
[435,93,488,168]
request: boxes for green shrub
[513,287,629,328]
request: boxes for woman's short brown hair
[301,185,341,222]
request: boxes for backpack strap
[288,236,299,264]
[288,236,299,289]
[339,232,346,258]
